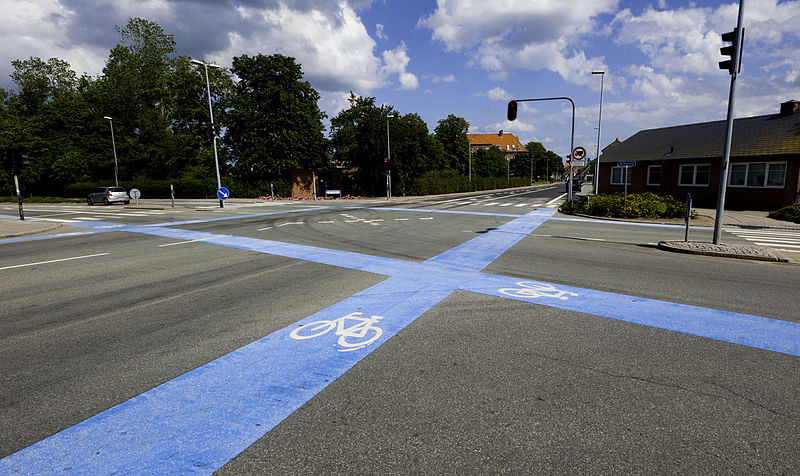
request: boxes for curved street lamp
[190,58,224,208]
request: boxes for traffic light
[507,100,518,121]
[719,28,743,74]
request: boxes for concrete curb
[0,218,63,239]
[657,240,786,262]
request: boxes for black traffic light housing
[507,100,518,121]
[719,28,743,74]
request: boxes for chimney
[780,100,800,115]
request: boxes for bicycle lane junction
[1,207,799,473]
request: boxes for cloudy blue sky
[1,0,798,158]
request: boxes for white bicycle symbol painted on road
[290,312,383,352]
[498,281,579,300]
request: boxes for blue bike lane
[1,207,798,474]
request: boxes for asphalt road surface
[1,185,799,474]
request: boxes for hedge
[768,203,800,224]
[405,172,533,196]
[560,192,688,219]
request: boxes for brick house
[597,100,800,210]
[467,131,527,160]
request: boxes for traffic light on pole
[719,28,743,74]
[507,100,518,121]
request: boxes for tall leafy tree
[387,113,444,195]
[164,56,235,181]
[472,147,507,178]
[520,141,562,181]
[329,93,396,196]
[434,114,469,175]
[9,57,77,114]
[96,18,178,179]
[226,53,327,188]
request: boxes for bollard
[14,175,24,220]
[684,193,692,242]
[170,184,175,208]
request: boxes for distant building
[598,100,800,210]
[467,131,527,160]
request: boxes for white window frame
[646,165,662,186]
[610,166,632,185]
[678,163,710,187]
[728,161,786,189]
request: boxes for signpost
[130,188,141,207]
[617,161,636,205]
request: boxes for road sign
[571,147,586,160]
[617,161,636,167]
[217,187,229,201]
[130,189,141,199]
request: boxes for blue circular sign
[217,187,229,201]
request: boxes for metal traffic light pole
[713,0,745,244]
[507,97,575,200]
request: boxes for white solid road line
[0,253,110,270]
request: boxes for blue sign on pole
[617,161,636,167]
[217,187,229,201]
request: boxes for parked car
[565,177,583,192]
[87,186,130,205]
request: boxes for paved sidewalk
[693,207,800,230]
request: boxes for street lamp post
[592,71,605,195]
[386,114,395,200]
[103,116,119,187]
[190,58,223,208]
[467,136,472,183]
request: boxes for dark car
[87,186,130,205]
[565,177,583,192]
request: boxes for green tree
[164,56,235,181]
[520,141,562,181]
[95,18,178,180]
[472,147,507,178]
[9,57,77,114]
[388,113,444,195]
[226,53,327,191]
[434,114,469,175]
[329,93,393,196]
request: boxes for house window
[729,162,786,188]
[610,166,632,185]
[647,165,662,186]
[678,164,710,186]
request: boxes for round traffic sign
[571,147,586,160]
[130,188,141,199]
[217,187,230,201]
